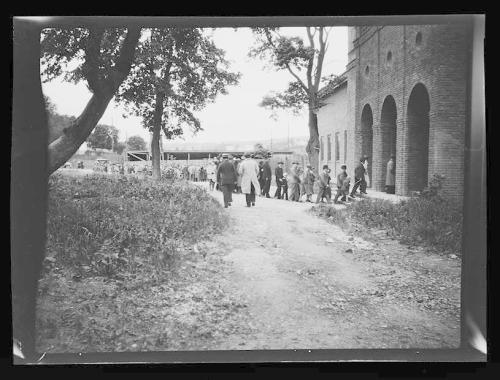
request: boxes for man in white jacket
[238,152,261,207]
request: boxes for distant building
[316,23,472,200]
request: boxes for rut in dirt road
[201,184,461,350]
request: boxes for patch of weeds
[310,174,463,255]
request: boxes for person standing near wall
[239,152,261,207]
[216,153,237,208]
[385,154,396,194]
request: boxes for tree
[254,142,270,158]
[116,28,240,179]
[86,124,119,151]
[249,27,332,172]
[114,141,126,155]
[126,135,147,151]
[41,26,141,174]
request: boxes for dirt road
[37,179,461,353]
[176,184,461,350]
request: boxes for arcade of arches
[358,84,431,195]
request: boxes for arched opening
[406,83,430,193]
[360,104,373,184]
[380,95,397,191]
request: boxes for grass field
[37,173,229,352]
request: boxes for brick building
[316,23,472,200]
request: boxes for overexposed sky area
[42,27,348,146]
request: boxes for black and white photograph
[11,15,487,364]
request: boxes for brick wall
[318,23,471,201]
[353,23,471,200]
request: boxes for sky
[42,27,348,148]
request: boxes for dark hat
[222,153,228,158]
[341,164,347,169]
[322,164,329,170]
[307,164,312,168]
[278,161,284,164]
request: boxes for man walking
[334,164,348,203]
[261,156,272,198]
[316,165,332,203]
[350,157,368,198]
[233,156,242,193]
[216,153,237,208]
[385,154,396,194]
[238,152,261,207]
[274,161,284,199]
[334,165,351,203]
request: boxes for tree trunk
[48,92,114,173]
[47,28,140,175]
[151,92,165,180]
[12,19,48,361]
[306,106,320,173]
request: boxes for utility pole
[287,116,290,150]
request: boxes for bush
[347,197,463,253]
[46,174,228,279]
[310,173,463,254]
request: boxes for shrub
[310,176,463,254]
[46,174,228,279]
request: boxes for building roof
[317,73,348,102]
[126,150,294,161]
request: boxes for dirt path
[188,184,461,350]
[37,180,461,353]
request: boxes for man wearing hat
[233,156,243,193]
[316,165,332,203]
[334,164,349,203]
[274,161,284,199]
[238,152,261,207]
[261,155,272,198]
[303,164,316,202]
[350,156,368,198]
[385,154,396,194]
[216,153,237,208]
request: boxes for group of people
[213,152,262,208]
[210,152,396,208]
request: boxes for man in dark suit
[216,153,237,208]
[274,161,284,199]
[350,157,368,198]
[261,156,272,198]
